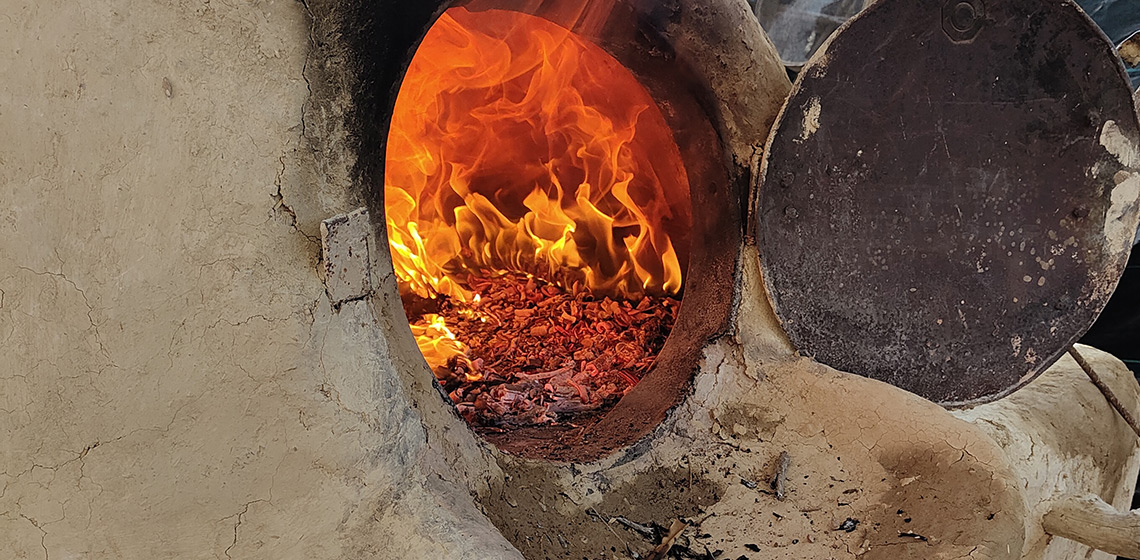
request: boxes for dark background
[1076,0,1140,87]
[1074,0,1140,379]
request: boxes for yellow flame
[408,314,481,382]
[386,8,691,371]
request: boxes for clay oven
[319,0,1140,555]
[304,0,798,468]
[4,0,1140,558]
[378,0,743,460]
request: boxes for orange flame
[408,314,480,381]
[386,8,691,371]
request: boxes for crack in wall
[298,0,315,142]
[0,395,212,543]
[20,513,49,560]
[271,153,320,248]
[15,266,112,362]
[222,499,267,559]
[6,431,144,484]
[261,0,323,257]
[204,313,291,332]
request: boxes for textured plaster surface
[0,0,512,558]
[954,347,1140,560]
[2,0,1138,559]
[320,208,373,306]
[475,251,1027,559]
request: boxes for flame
[408,314,480,382]
[386,8,691,371]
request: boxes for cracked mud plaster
[482,251,1025,560]
[481,251,1138,560]
[3,0,1139,558]
[0,0,512,558]
[953,347,1140,560]
[321,208,374,306]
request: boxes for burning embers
[413,272,678,428]
[385,7,691,430]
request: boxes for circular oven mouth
[381,0,740,461]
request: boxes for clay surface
[2,0,1137,559]
[478,251,1030,559]
[0,1,514,557]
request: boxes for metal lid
[756,0,1140,404]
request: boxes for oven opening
[382,1,736,460]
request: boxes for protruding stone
[321,207,373,306]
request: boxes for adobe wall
[2,1,1137,559]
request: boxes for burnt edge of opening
[328,0,742,462]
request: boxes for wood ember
[405,271,678,429]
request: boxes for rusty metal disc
[756,0,1140,405]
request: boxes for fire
[408,314,479,381]
[386,7,691,372]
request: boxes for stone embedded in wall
[321,207,373,306]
